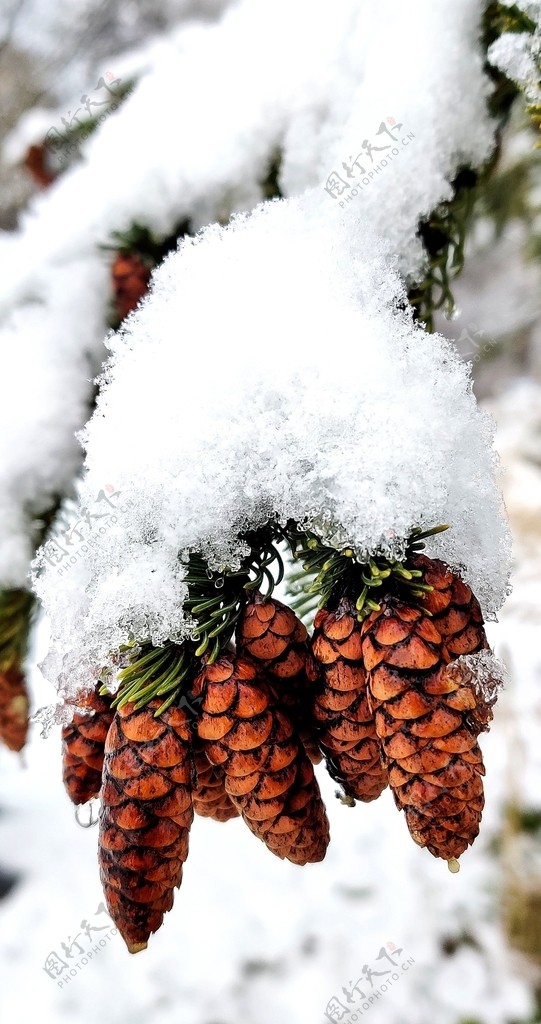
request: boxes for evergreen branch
[280,521,449,621]
[408,2,537,330]
[0,588,36,671]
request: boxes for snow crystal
[33,192,511,693]
[446,649,509,731]
[32,700,74,738]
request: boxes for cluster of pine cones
[61,553,496,954]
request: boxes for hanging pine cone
[62,686,114,805]
[310,597,388,802]
[236,592,322,763]
[192,745,239,822]
[362,598,487,862]
[23,142,55,188]
[0,666,29,752]
[192,653,329,865]
[99,699,194,952]
[111,252,151,322]
[413,554,495,731]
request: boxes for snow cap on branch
[34,192,511,694]
[0,0,498,589]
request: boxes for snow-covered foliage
[33,195,511,693]
[0,258,110,587]
[0,0,232,101]
[1,0,500,598]
[488,0,541,102]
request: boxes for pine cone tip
[127,941,148,954]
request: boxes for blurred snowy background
[0,1,541,1022]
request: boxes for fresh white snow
[34,194,511,696]
[2,0,502,601]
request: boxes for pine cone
[111,253,150,322]
[236,593,322,763]
[193,653,329,865]
[192,745,239,822]
[23,143,55,188]
[0,666,29,752]
[362,598,486,861]
[310,597,388,802]
[414,554,495,731]
[98,699,194,952]
[62,687,114,805]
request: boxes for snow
[31,192,510,695]
[1,0,500,593]
[0,0,539,1009]
[1,0,233,102]
[446,649,508,719]
[488,31,541,103]
[0,258,110,587]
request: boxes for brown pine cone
[0,666,29,752]
[362,598,486,861]
[236,592,322,763]
[192,653,329,865]
[24,143,55,188]
[98,699,194,952]
[414,554,495,732]
[192,746,239,822]
[310,597,388,802]
[62,687,114,805]
[111,252,151,322]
